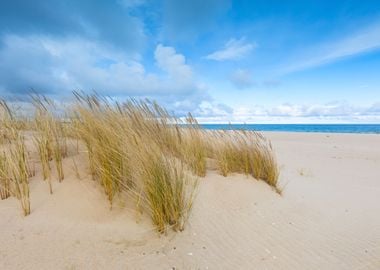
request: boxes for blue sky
[0,0,380,123]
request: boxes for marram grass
[8,134,31,216]
[0,152,10,200]
[212,130,280,193]
[0,93,280,231]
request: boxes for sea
[200,124,380,134]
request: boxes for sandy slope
[1,132,380,270]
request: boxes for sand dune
[1,132,380,269]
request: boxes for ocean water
[200,124,380,134]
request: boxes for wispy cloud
[194,101,380,123]
[205,37,256,61]
[229,69,254,89]
[282,21,380,74]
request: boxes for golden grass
[0,100,32,213]
[0,93,280,231]
[0,152,10,200]
[33,96,67,193]
[179,115,207,177]
[34,134,52,191]
[211,130,280,192]
[133,143,198,233]
[8,134,31,216]
[70,93,198,232]
[0,99,18,143]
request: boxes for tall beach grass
[0,93,280,231]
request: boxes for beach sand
[1,132,379,269]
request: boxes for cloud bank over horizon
[0,0,380,123]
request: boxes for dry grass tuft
[70,93,198,231]
[0,152,11,200]
[0,100,32,213]
[135,144,198,233]
[0,92,280,230]
[33,95,67,193]
[179,115,207,177]
[8,134,31,216]
[0,99,19,143]
[212,130,280,192]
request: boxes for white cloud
[229,69,254,89]
[194,101,380,123]
[0,35,194,95]
[368,102,380,113]
[282,21,380,74]
[193,101,233,117]
[0,35,211,115]
[205,37,256,61]
[154,44,193,82]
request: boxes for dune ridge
[1,132,379,269]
